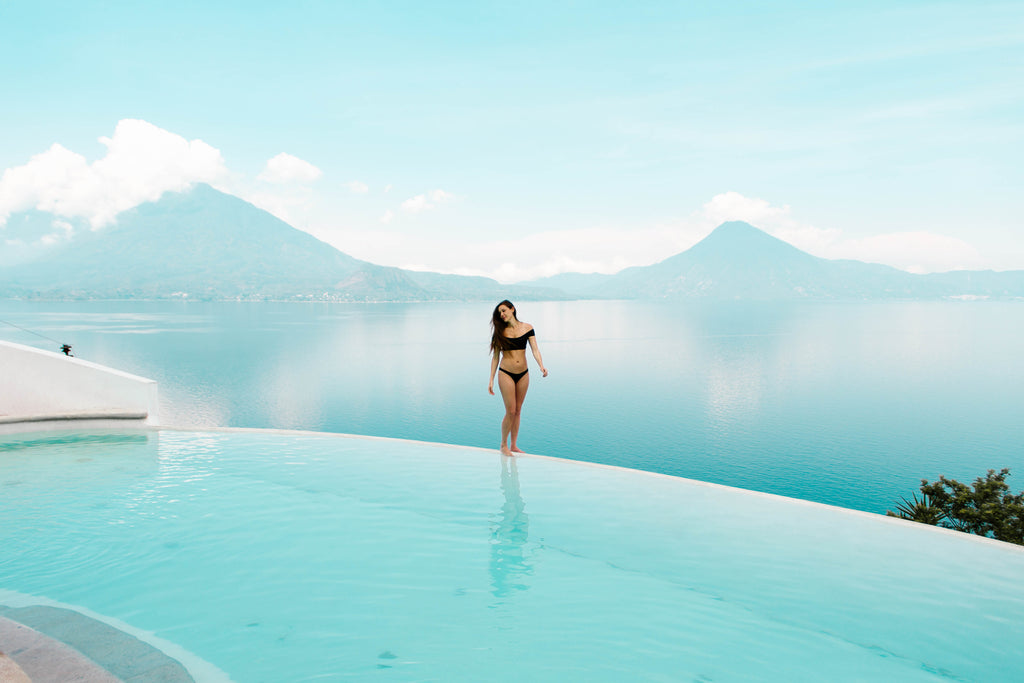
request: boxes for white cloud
[344,180,369,194]
[313,223,704,283]
[400,194,430,213]
[241,186,316,228]
[380,209,395,224]
[480,226,698,281]
[257,152,322,184]
[0,144,94,222]
[701,191,793,227]
[231,158,325,227]
[39,219,75,246]
[0,118,226,228]
[829,231,984,273]
[400,188,455,213]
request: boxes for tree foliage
[887,468,1024,546]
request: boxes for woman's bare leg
[509,372,529,453]
[497,371,517,455]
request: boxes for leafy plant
[887,468,1024,546]
[887,492,945,526]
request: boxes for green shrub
[887,468,1024,546]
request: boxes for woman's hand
[488,382,495,395]
[541,367,549,377]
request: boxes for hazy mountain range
[526,221,1024,300]
[2,184,1022,301]
[0,184,558,302]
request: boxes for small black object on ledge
[61,344,74,357]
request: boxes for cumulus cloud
[0,119,226,228]
[344,180,369,194]
[0,144,94,222]
[380,209,395,224]
[400,188,455,213]
[257,152,322,184]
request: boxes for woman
[488,300,548,455]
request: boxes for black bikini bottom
[499,367,528,383]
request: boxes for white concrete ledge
[0,340,158,434]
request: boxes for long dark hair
[489,300,518,354]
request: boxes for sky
[1,0,1022,282]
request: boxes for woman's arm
[528,336,548,377]
[488,351,499,394]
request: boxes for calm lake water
[2,299,1022,514]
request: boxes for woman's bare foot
[500,445,513,456]
[510,445,524,453]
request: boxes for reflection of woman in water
[490,455,531,598]
[488,300,548,455]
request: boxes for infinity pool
[2,429,1023,681]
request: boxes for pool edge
[150,423,1024,554]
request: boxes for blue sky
[1,0,1022,281]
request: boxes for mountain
[0,184,559,302]
[5,196,1021,302]
[525,221,1024,300]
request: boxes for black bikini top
[505,328,535,350]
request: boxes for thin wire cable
[0,318,67,347]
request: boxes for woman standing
[488,300,548,455]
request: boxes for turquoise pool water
[2,429,1023,681]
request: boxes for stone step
[0,605,194,682]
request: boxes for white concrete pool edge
[151,423,1024,554]
[0,340,158,434]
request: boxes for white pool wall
[0,340,158,433]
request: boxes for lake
[2,298,1022,515]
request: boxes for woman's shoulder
[503,323,534,339]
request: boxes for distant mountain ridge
[2,188,1022,301]
[0,184,559,302]
[526,221,1024,300]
